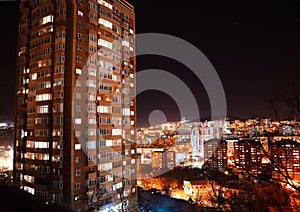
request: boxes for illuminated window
[35,141,49,149]
[97,105,112,113]
[123,108,130,116]
[112,129,122,135]
[40,15,53,25]
[74,195,80,202]
[98,39,112,49]
[122,40,129,47]
[75,144,81,150]
[75,118,81,124]
[31,73,37,80]
[105,140,112,146]
[24,186,35,195]
[98,0,112,9]
[75,68,82,75]
[98,162,112,171]
[99,18,112,29]
[113,182,123,191]
[37,105,49,114]
[78,10,83,17]
[86,141,96,149]
[36,94,51,101]
[24,175,35,183]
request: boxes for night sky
[1,0,300,127]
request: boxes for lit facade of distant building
[14,0,136,211]
[137,148,175,177]
[176,121,200,158]
[136,118,300,181]
[203,139,227,170]
[226,139,238,167]
[234,140,262,175]
[191,125,200,156]
[271,140,300,181]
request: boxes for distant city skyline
[1,0,300,127]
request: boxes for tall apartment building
[234,139,262,175]
[203,139,227,170]
[14,0,136,211]
[271,140,300,181]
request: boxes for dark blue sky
[1,0,300,127]
[129,0,300,126]
[0,2,18,121]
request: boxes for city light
[0,146,13,171]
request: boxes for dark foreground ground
[0,181,216,212]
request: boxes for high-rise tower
[14,0,136,211]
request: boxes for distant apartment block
[234,139,262,175]
[271,140,300,181]
[203,139,227,170]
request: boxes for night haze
[1,0,300,127]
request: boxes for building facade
[14,0,136,211]
[203,139,227,170]
[271,140,300,181]
[234,139,262,175]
